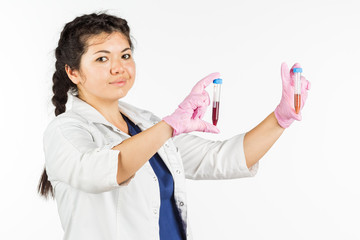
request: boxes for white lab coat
[43,96,258,240]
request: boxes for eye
[96,56,108,62]
[122,53,131,60]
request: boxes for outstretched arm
[244,62,311,169]
[243,112,284,168]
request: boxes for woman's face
[73,32,136,102]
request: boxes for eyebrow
[93,48,131,55]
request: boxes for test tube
[293,68,302,114]
[212,78,222,126]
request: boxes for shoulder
[44,110,91,136]
[118,101,162,123]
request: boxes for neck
[79,94,125,127]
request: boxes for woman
[38,12,310,240]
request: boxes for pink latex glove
[274,62,311,128]
[163,73,221,136]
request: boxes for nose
[110,59,125,75]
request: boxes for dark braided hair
[38,12,134,199]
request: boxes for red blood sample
[212,101,220,126]
[294,94,301,114]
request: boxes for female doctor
[38,13,310,240]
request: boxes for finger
[305,79,311,90]
[200,120,220,134]
[281,62,290,87]
[294,112,302,121]
[203,90,210,106]
[179,93,208,110]
[299,77,309,111]
[300,77,310,99]
[290,63,302,77]
[291,62,302,68]
[290,63,302,86]
[192,92,210,119]
[191,72,221,94]
[193,106,206,119]
[288,105,302,120]
[300,76,310,91]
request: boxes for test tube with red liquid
[212,78,222,126]
[293,68,302,114]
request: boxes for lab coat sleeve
[43,117,125,194]
[172,133,259,180]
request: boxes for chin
[116,92,129,100]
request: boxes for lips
[110,79,126,84]
[110,79,127,87]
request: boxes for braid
[37,168,54,199]
[51,61,75,116]
[38,62,75,199]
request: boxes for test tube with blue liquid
[212,78,222,126]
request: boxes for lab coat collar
[71,96,155,129]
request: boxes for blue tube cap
[293,68,303,73]
[213,78,223,84]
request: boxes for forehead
[85,32,130,51]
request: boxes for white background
[1,0,359,239]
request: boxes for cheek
[89,65,108,76]
[126,61,136,78]
[88,66,109,81]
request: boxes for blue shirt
[122,113,186,240]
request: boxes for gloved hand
[274,62,311,128]
[163,73,221,136]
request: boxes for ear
[65,64,81,84]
